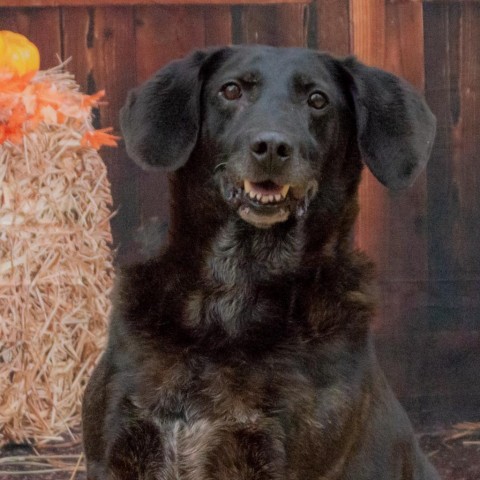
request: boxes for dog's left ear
[341,58,436,189]
[120,48,227,170]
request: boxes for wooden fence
[1,0,479,425]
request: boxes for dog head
[121,46,435,231]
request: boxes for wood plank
[63,7,137,152]
[316,0,350,56]
[384,1,425,89]
[350,0,385,68]
[236,4,308,46]
[3,0,307,6]
[63,6,140,264]
[438,3,480,408]
[451,2,480,275]
[204,6,232,46]
[274,4,309,47]
[134,5,205,83]
[350,0,388,277]
[383,1,428,287]
[92,7,140,264]
[60,8,91,92]
[9,0,479,5]
[420,2,480,406]
[423,2,459,295]
[352,0,428,283]
[378,325,480,406]
[236,6,279,45]
[0,7,62,70]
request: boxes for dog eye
[220,82,242,101]
[308,91,328,110]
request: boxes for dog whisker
[214,162,227,173]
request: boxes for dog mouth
[220,177,318,228]
[243,180,290,205]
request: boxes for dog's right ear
[120,49,225,170]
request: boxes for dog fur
[82,45,439,480]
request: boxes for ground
[420,430,480,480]
[0,425,479,479]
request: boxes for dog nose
[250,132,293,172]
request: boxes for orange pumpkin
[0,31,40,75]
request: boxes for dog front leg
[105,420,286,480]
[106,418,165,480]
[198,424,287,480]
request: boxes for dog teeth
[280,185,290,198]
[243,180,291,204]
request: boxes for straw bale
[0,67,115,446]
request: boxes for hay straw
[0,66,115,446]
[445,422,480,446]
[0,453,85,476]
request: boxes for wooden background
[1,0,479,426]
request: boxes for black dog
[82,45,439,480]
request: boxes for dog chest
[118,336,369,480]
